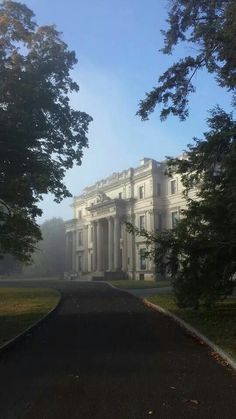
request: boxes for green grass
[106,279,171,289]
[147,294,236,359]
[0,287,60,346]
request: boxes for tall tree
[138,0,236,121]
[128,107,236,308]
[130,0,236,308]
[0,1,92,262]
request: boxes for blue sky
[23,0,232,221]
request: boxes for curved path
[0,280,235,419]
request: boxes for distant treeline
[0,218,65,278]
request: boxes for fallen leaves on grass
[210,350,230,368]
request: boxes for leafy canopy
[0,1,92,261]
[127,109,236,307]
[131,0,236,308]
[138,0,236,120]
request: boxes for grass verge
[0,287,60,346]
[147,294,236,359]
[107,279,170,289]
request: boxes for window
[170,180,177,194]
[140,249,147,270]
[139,215,145,229]
[78,231,83,246]
[157,183,161,196]
[158,213,162,230]
[118,192,122,199]
[139,185,144,199]
[171,211,179,228]
[78,210,82,219]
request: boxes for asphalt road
[0,280,235,419]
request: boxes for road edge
[0,289,61,352]
[144,298,236,371]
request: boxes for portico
[87,192,127,275]
[91,216,122,273]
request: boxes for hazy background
[23,0,232,221]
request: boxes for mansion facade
[65,157,187,280]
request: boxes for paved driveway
[0,280,235,419]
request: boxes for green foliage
[132,0,236,308]
[23,218,66,277]
[0,1,92,262]
[138,0,236,120]
[167,109,236,308]
[128,108,236,308]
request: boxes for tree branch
[0,199,12,216]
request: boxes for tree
[138,0,236,121]
[23,218,66,278]
[0,1,92,262]
[130,0,236,308]
[129,107,236,308]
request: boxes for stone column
[93,221,97,272]
[122,222,127,271]
[108,217,114,271]
[149,210,154,231]
[147,211,155,275]
[114,216,121,270]
[72,230,76,272]
[131,213,136,279]
[83,226,88,272]
[97,220,103,271]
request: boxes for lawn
[147,294,236,360]
[107,279,171,289]
[0,287,60,346]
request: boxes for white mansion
[65,157,187,280]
